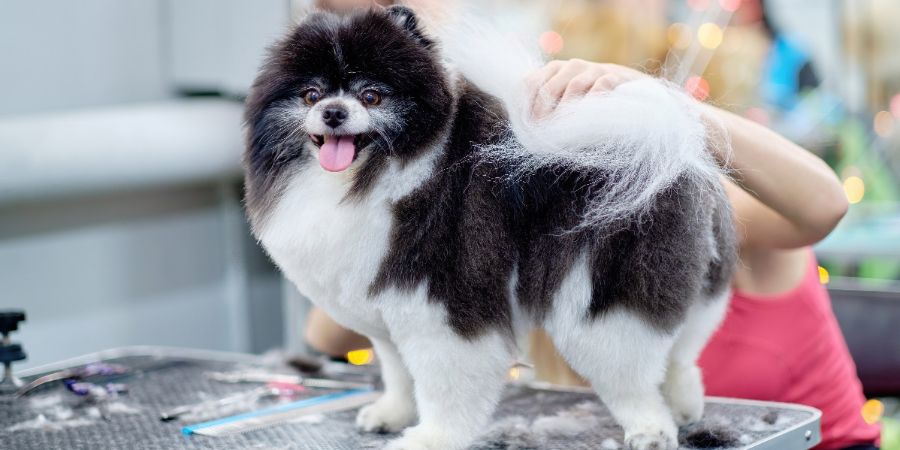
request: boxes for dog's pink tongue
[319,136,356,172]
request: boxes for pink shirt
[698,251,881,449]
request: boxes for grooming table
[0,346,821,450]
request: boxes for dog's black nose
[322,106,348,128]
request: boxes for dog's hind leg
[661,291,729,425]
[379,287,514,450]
[356,338,417,433]
[543,256,679,450]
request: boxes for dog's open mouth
[309,134,373,172]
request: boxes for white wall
[168,0,293,96]
[0,0,291,369]
[0,0,171,116]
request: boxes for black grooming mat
[0,347,821,450]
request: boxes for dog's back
[370,76,735,336]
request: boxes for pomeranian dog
[243,6,736,450]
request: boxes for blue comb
[182,388,380,437]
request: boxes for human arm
[304,307,371,357]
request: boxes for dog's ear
[386,5,434,49]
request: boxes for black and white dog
[243,6,736,450]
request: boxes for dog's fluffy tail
[437,14,727,228]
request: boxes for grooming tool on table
[64,379,128,398]
[17,358,188,398]
[207,369,372,390]
[16,362,128,398]
[286,354,324,373]
[181,388,380,437]
[159,381,307,422]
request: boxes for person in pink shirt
[304,57,880,450]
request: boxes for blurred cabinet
[0,0,169,115]
[0,0,293,116]
[167,0,292,96]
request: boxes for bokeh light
[719,0,742,12]
[861,399,884,425]
[874,110,895,137]
[843,176,865,204]
[891,93,900,118]
[818,266,830,285]
[687,0,710,11]
[685,76,711,101]
[539,31,565,55]
[667,23,693,50]
[720,31,745,53]
[744,107,770,126]
[347,348,374,365]
[697,23,724,49]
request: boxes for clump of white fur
[436,13,727,228]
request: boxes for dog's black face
[244,6,453,213]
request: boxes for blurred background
[0,0,898,446]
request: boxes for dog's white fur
[259,15,730,450]
[262,137,446,341]
[306,94,373,136]
[663,290,731,426]
[545,251,679,448]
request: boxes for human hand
[526,59,649,119]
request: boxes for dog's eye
[302,89,321,106]
[360,90,381,106]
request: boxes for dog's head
[244,5,453,190]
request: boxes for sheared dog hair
[243,6,736,450]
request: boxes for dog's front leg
[381,301,513,450]
[356,338,417,433]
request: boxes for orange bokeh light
[539,31,564,55]
[688,0,710,11]
[874,110,895,137]
[744,107,770,126]
[861,399,884,425]
[719,0,742,12]
[685,76,710,101]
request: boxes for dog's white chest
[258,151,441,337]
[259,168,392,336]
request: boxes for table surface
[1,346,822,450]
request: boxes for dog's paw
[356,396,416,434]
[384,425,467,450]
[625,430,679,450]
[662,364,704,426]
[624,418,679,450]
